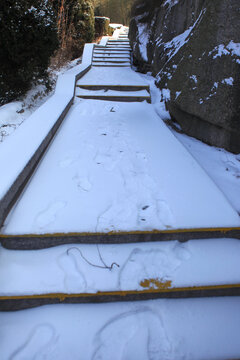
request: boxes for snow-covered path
[2,32,240,235]
[1,27,239,292]
[1,26,240,360]
[3,97,239,235]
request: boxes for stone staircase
[1,26,240,360]
[92,31,131,67]
[75,29,151,103]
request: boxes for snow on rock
[209,44,231,58]
[136,23,150,62]
[209,41,240,60]
[161,11,204,67]
[129,0,240,153]
[163,0,180,8]
[222,77,234,86]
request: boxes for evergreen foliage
[94,0,135,25]
[52,0,95,59]
[0,0,59,105]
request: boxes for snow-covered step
[92,63,131,67]
[105,46,131,49]
[107,43,129,46]
[92,62,131,66]
[94,48,131,53]
[102,49,131,53]
[106,45,130,48]
[99,46,131,52]
[107,42,129,45]
[92,58,131,62]
[92,59,130,64]
[108,39,129,41]
[94,51,130,55]
[92,59,131,63]
[105,44,131,47]
[76,67,149,87]
[1,238,240,305]
[2,298,240,359]
[94,48,130,51]
[76,89,150,102]
[107,41,130,44]
[107,41,130,43]
[77,85,150,92]
[93,54,131,59]
[95,45,129,50]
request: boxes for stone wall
[129,0,240,153]
[95,16,110,37]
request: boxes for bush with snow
[0,0,59,105]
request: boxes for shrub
[0,0,59,105]
[52,0,95,60]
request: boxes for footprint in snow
[96,200,136,232]
[172,242,192,261]
[118,248,182,291]
[136,151,147,162]
[92,308,171,360]
[59,153,78,168]
[36,201,66,229]
[137,202,165,229]
[156,199,175,229]
[9,324,58,360]
[73,173,92,192]
[95,152,122,171]
[57,250,87,292]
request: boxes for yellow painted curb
[1,283,240,302]
[1,227,240,239]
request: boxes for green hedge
[0,0,59,105]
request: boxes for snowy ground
[1,298,240,360]
[175,131,240,215]
[0,86,52,144]
[0,58,81,145]
[140,72,240,215]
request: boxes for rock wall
[129,0,240,153]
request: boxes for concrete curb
[1,227,240,250]
[1,284,240,311]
